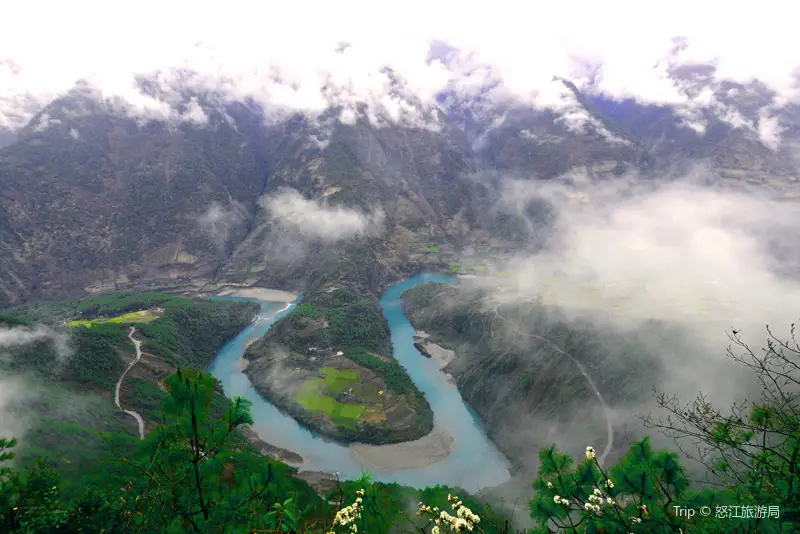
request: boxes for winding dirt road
[493,304,614,467]
[115,326,145,439]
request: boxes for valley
[206,275,510,489]
[2,27,800,530]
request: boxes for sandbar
[349,427,455,471]
[218,287,298,303]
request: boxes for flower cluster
[585,488,613,514]
[585,446,596,460]
[417,494,481,532]
[328,489,365,534]
[553,494,569,506]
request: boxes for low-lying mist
[0,325,75,444]
[454,172,800,472]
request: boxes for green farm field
[294,367,365,428]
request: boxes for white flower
[585,446,596,460]
[546,482,554,489]
[432,527,440,534]
[554,495,562,503]
[605,479,614,489]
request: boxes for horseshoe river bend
[208,274,511,489]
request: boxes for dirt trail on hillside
[493,305,614,467]
[115,327,145,439]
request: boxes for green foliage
[128,377,167,416]
[344,352,412,394]
[277,293,389,354]
[2,291,178,324]
[528,325,800,534]
[293,303,324,320]
[137,299,258,368]
[1,370,326,533]
[326,300,389,353]
[65,324,128,388]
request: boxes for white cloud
[757,108,785,152]
[0,376,36,440]
[0,325,73,440]
[198,200,248,249]
[261,187,385,242]
[489,179,800,339]
[0,325,71,361]
[549,82,631,145]
[1,0,799,148]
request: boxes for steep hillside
[0,86,270,305]
[3,74,799,309]
[401,282,697,475]
[0,292,261,495]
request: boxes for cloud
[488,178,800,337]
[1,0,799,149]
[0,325,72,363]
[446,172,800,469]
[197,200,249,250]
[261,187,385,242]
[0,325,73,442]
[0,375,36,441]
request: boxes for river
[208,274,511,489]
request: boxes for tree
[109,368,316,533]
[529,325,800,533]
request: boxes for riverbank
[413,330,456,369]
[350,426,455,471]
[218,287,298,303]
[208,274,511,489]
[239,425,304,465]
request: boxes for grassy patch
[67,310,158,328]
[320,367,359,393]
[449,262,460,273]
[294,378,365,429]
[295,380,335,412]
[334,403,365,422]
[427,246,439,253]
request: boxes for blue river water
[208,274,511,489]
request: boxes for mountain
[1,75,799,309]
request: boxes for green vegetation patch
[294,378,365,429]
[67,310,158,328]
[344,352,415,395]
[2,291,179,325]
[426,246,439,253]
[320,367,360,393]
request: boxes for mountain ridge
[1,76,799,307]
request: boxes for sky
[3,0,800,138]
